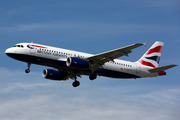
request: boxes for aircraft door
[29,44,36,54]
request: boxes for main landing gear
[72,74,97,87]
[89,64,97,80]
[25,62,31,73]
[72,64,97,87]
[89,73,97,80]
[72,76,80,87]
[72,80,80,87]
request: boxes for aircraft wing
[87,42,147,71]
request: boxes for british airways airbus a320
[5,41,177,87]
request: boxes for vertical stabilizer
[137,41,164,68]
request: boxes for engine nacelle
[66,57,89,69]
[42,69,67,81]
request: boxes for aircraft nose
[5,48,14,57]
[5,48,11,56]
[5,48,10,54]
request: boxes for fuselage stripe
[27,44,47,48]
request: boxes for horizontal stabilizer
[149,64,177,73]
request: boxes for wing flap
[148,64,177,72]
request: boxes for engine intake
[43,69,67,80]
[66,57,89,69]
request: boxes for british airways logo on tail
[145,56,160,64]
[138,42,164,68]
[145,46,163,55]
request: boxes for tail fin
[138,41,164,68]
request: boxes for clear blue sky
[0,0,180,120]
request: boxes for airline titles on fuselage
[37,49,68,58]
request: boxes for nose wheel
[25,62,31,73]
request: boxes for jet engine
[66,57,89,69]
[42,69,67,80]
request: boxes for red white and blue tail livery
[5,41,177,87]
[138,41,163,68]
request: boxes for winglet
[143,42,147,47]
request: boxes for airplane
[5,41,177,87]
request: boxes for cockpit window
[13,45,24,48]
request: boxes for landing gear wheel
[89,74,97,80]
[25,69,30,73]
[25,62,31,73]
[72,80,80,87]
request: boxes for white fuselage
[5,43,159,79]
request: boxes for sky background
[0,0,180,120]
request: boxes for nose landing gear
[25,62,31,73]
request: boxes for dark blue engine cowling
[66,57,89,69]
[43,69,67,80]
